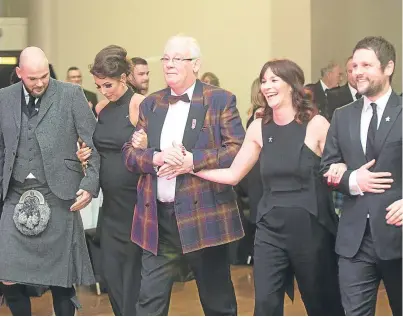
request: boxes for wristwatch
[153,151,160,172]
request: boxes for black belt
[157,200,175,208]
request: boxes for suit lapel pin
[191,119,197,129]
[268,137,273,142]
[385,116,390,122]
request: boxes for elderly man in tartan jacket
[123,35,245,316]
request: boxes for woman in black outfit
[78,45,146,315]
[193,59,345,315]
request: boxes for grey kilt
[0,179,95,287]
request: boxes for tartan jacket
[123,80,245,255]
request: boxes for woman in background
[200,71,220,86]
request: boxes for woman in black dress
[78,45,146,315]
[190,59,345,315]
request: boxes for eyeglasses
[160,57,196,66]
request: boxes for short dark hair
[131,57,148,66]
[201,72,220,87]
[10,67,20,85]
[67,66,80,73]
[90,45,132,79]
[353,36,396,81]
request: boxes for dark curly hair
[258,59,317,124]
[90,45,132,79]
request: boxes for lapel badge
[191,119,197,130]
[385,116,390,122]
[268,137,273,143]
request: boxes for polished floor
[0,266,392,316]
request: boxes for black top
[93,88,139,236]
[244,108,263,223]
[258,119,338,235]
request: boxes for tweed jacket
[0,79,100,200]
[123,79,245,255]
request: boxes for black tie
[27,95,36,116]
[355,92,362,100]
[168,93,190,104]
[366,103,378,161]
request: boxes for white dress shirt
[22,85,39,179]
[320,80,330,95]
[157,82,196,202]
[348,84,359,101]
[349,87,392,196]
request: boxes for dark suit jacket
[320,92,402,260]
[123,80,245,255]
[83,89,98,117]
[305,81,329,120]
[0,79,100,200]
[326,84,354,121]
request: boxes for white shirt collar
[363,87,392,112]
[320,80,329,92]
[348,83,358,98]
[22,84,31,99]
[170,81,196,101]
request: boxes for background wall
[1,0,29,17]
[311,0,402,91]
[3,0,401,122]
[28,0,276,123]
[26,0,313,123]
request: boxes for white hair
[164,35,202,59]
[320,61,339,77]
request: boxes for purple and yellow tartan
[123,80,245,255]
[333,191,344,216]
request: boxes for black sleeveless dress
[93,88,141,315]
[253,120,344,316]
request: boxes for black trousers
[1,283,77,316]
[136,201,237,316]
[339,220,402,316]
[253,207,344,316]
[100,220,142,316]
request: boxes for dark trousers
[339,221,402,316]
[1,283,77,316]
[136,201,237,316]
[253,207,344,316]
[100,223,142,316]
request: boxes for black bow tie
[168,93,190,104]
[355,92,362,100]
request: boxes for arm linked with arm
[192,95,245,172]
[71,86,100,197]
[320,109,360,195]
[195,119,261,186]
[122,98,157,175]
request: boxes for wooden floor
[0,266,392,316]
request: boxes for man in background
[128,57,150,95]
[305,61,342,120]
[66,66,98,114]
[327,56,362,120]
